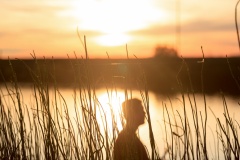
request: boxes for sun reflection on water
[96,89,126,131]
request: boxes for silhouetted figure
[114,98,149,160]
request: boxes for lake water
[1,84,240,159]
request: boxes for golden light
[97,90,125,130]
[63,0,168,46]
[95,33,131,46]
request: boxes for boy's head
[122,98,146,126]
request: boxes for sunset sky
[0,0,239,59]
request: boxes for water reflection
[97,91,125,132]
[1,84,240,159]
[92,89,240,159]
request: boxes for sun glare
[65,0,167,46]
[95,33,131,46]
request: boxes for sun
[95,33,131,46]
[66,0,167,46]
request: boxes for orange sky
[0,0,239,59]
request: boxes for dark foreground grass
[0,52,240,160]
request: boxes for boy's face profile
[134,104,145,125]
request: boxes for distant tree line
[154,45,178,59]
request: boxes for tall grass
[1,42,240,160]
[1,57,240,160]
[0,37,160,159]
